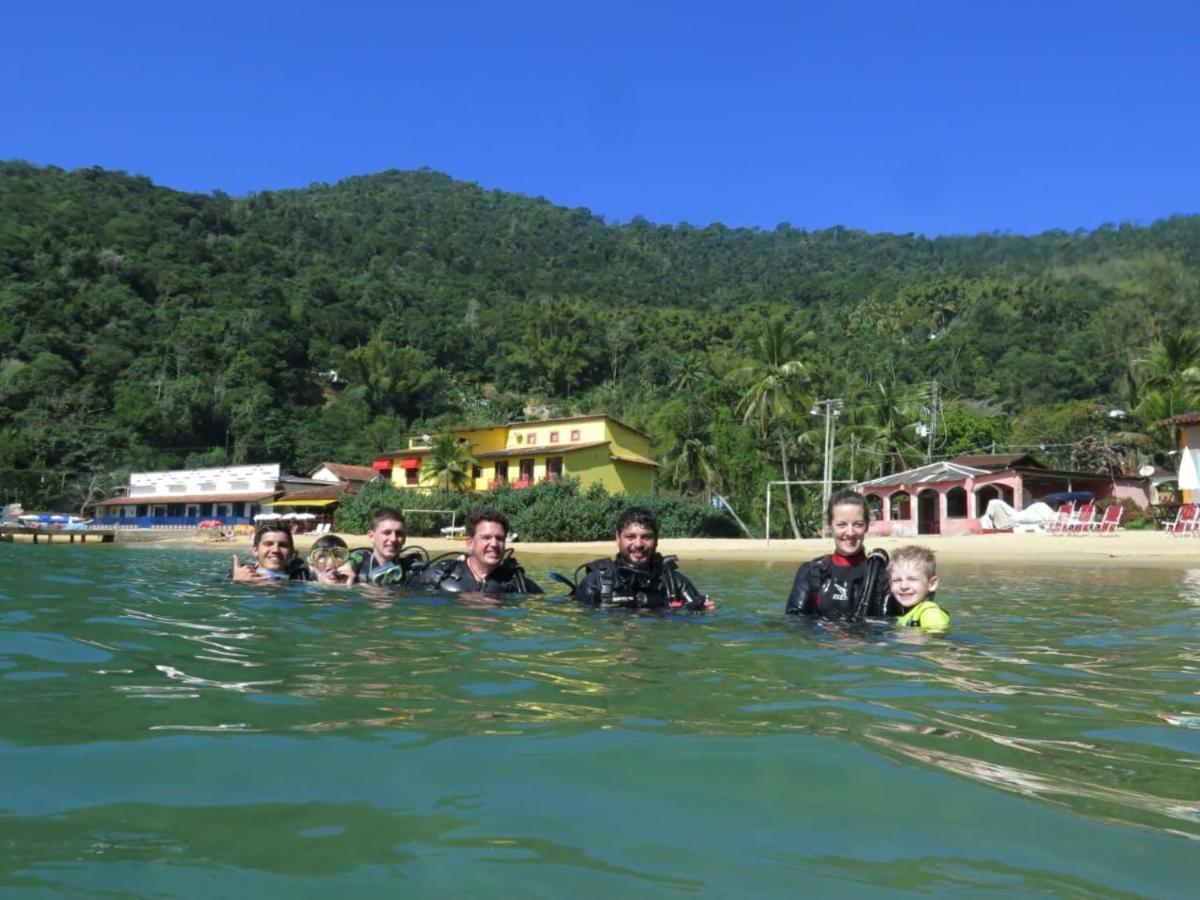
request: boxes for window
[546,457,563,480]
[946,487,968,518]
[472,465,482,479]
[405,467,419,485]
[549,431,559,443]
[890,492,911,520]
[495,461,508,483]
[570,429,581,442]
[526,432,537,445]
[865,493,883,517]
[519,459,535,481]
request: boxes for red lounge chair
[1066,503,1096,534]
[1164,503,1199,536]
[1089,505,1123,535]
[1048,503,1074,535]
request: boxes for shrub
[333,477,739,540]
[1096,496,1152,529]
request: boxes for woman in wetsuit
[785,489,898,619]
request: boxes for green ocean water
[0,544,1197,898]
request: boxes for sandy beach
[130,529,1200,570]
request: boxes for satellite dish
[1138,464,1156,477]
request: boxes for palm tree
[1128,330,1200,406]
[1134,383,1200,461]
[735,317,813,538]
[861,380,926,476]
[662,434,721,502]
[422,434,477,492]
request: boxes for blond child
[888,545,951,631]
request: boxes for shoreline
[109,530,1200,570]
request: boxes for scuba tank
[852,548,890,621]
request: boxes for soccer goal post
[764,480,853,545]
[401,508,458,537]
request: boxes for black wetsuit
[574,553,706,609]
[348,548,426,586]
[243,558,312,582]
[785,552,899,619]
[409,555,543,595]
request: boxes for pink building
[857,453,1151,537]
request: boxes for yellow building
[372,415,657,494]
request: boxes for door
[917,489,940,535]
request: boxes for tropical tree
[1133,383,1199,461]
[735,317,813,538]
[662,434,721,502]
[1128,330,1200,405]
[859,380,926,476]
[421,434,477,492]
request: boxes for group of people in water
[230,489,950,630]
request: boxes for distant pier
[0,525,116,544]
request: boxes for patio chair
[1164,503,1199,536]
[1089,505,1123,535]
[1048,503,1074,535]
[1066,503,1096,534]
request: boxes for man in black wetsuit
[410,507,542,595]
[231,524,311,583]
[786,489,898,619]
[348,506,425,586]
[574,507,711,609]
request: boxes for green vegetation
[333,477,739,541]
[2,161,1199,530]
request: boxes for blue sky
[5,1,1197,235]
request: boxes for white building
[94,464,282,524]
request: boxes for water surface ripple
[1,546,1197,896]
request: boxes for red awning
[372,458,393,472]
[398,458,421,471]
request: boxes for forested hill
[2,160,1198,518]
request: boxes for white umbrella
[253,512,281,521]
[1179,448,1200,491]
[295,513,317,520]
[280,512,299,519]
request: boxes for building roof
[474,441,610,460]
[949,453,1044,469]
[394,413,652,447]
[95,491,276,507]
[312,462,377,482]
[377,446,434,459]
[860,460,1150,491]
[610,452,659,467]
[274,484,351,503]
[1157,410,1200,427]
[859,461,990,489]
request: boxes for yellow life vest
[895,599,951,631]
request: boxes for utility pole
[926,380,939,462]
[812,397,844,534]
